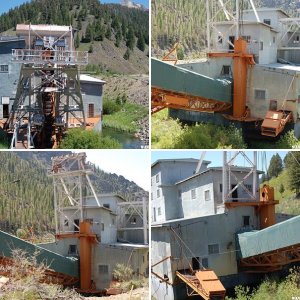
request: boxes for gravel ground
[87,287,149,300]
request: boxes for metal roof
[152,158,211,168]
[80,74,106,84]
[175,166,264,185]
[259,63,300,74]
[237,215,300,259]
[242,7,290,18]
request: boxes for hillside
[264,169,300,216]
[0,0,149,74]
[152,0,298,57]
[0,151,147,234]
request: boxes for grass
[263,170,300,215]
[103,102,148,133]
[226,267,300,300]
[151,110,246,149]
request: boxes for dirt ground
[87,287,149,300]
[100,74,149,108]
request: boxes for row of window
[191,189,211,201]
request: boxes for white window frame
[157,189,160,198]
[156,174,159,183]
[204,190,211,201]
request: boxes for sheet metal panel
[151,58,233,103]
[237,215,300,258]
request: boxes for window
[156,174,159,183]
[202,258,209,268]
[101,223,104,231]
[219,184,223,193]
[0,65,8,73]
[68,245,77,255]
[260,41,264,51]
[245,184,252,191]
[208,244,220,254]
[153,207,156,222]
[151,193,153,200]
[242,35,251,43]
[64,219,69,227]
[98,265,109,274]
[218,36,223,44]
[204,190,211,201]
[273,36,276,44]
[263,19,271,25]
[221,65,231,76]
[191,189,196,199]
[255,89,266,100]
[157,189,160,198]
[1,97,10,105]
[131,217,137,224]
[103,204,110,209]
[192,257,200,270]
[158,207,161,216]
[243,216,250,226]
[88,103,94,118]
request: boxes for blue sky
[75,150,150,191]
[151,151,288,174]
[0,0,148,14]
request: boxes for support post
[206,0,211,51]
[142,197,148,244]
[253,151,257,198]
[222,151,227,204]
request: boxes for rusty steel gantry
[6,24,88,149]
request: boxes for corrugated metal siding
[237,215,300,258]
[0,230,78,277]
[151,58,233,103]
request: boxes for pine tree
[126,27,135,50]
[268,154,283,178]
[75,33,80,49]
[123,48,130,60]
[137,32,145,51]
[89,44,93,53]
[284,152,300,195]
[105,24,112,40]
[279,183,285,195]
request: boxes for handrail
[12,49,88,65]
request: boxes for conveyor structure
[0,229,79,286]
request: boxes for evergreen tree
[77,19,82,30]
[137,32,145,51]
[126,27,135,50]
[75,33,80,49]
[105,24,112,40]
[279,183,285,195]
[268,153,283,178]
[123,48,130,60]
[88,44,93,53]
[115,28,122,47]
[284,152,300,195]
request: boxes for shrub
[103,99,122,115]
[60,128,121,149]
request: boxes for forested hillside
[152,0,298,56]
[0,152,147,234]
[0,0,149,74]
